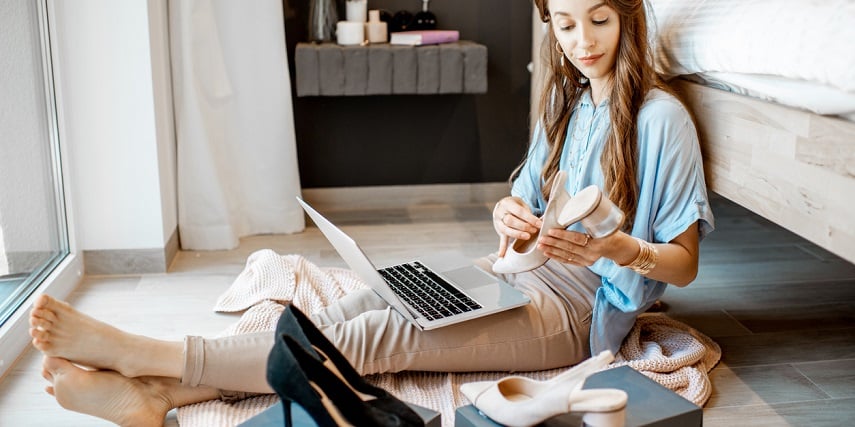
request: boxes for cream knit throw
[177,249,720,427]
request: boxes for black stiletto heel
[266,345,294,427]
[269,333,424,426]
[282,398,292,427]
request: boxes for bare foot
[29,294,180,378]
[41,356,171,427]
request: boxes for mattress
[683,72,855,122]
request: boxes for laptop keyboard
[378,262,482,321]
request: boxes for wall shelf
[295,41,488,96]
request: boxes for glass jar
[308,0,338,42]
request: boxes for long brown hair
[524,0,675,230]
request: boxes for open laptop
[297,197,530,330]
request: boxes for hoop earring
[555,41,565,67]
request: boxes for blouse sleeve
[594,94,715,312]
[510,122,549,215]
[637,97,715,243]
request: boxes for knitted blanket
[176,249,720,427]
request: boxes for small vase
[308,0,338,42]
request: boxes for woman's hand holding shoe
[539,229,598,266]
[493,196,542,258]
[539,229,648,269]
[493,172,628,274]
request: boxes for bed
[649,0,855,264]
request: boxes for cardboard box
[455,366,702,427]
[239,399,441,427]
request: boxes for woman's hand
[539,224,700,286]
[538,228,600,266]
[493,197,542,257]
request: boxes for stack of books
[389,30,459,46]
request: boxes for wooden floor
[0,193,854,426]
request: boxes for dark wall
[283,1,533,187]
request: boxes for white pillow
[649,0,855,93]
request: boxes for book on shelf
[389,30,460,46]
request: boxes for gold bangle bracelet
[621,237,658,275]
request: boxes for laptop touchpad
[441,266,495,290]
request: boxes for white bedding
[684,72,855,121]
[650,0,855,93]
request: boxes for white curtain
[169,0,304,250]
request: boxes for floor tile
[794,359,855,399]
[703,396,855,427]
[706,363,829,408]
[715,328,855,367]
[726,303,855,334]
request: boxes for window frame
[0,0,81,380]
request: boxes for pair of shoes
[492,171,625,274]
[460,350,627,427]
[266,304,424,427]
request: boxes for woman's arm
[539,221,700,287]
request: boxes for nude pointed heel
[556,185,624,239]
[492,171,572,274]
[492,171,625,274]
[459,351,626,427]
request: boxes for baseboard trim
[82,182,511,275]
[301,182,511,211]
[164,226,179,270]
[83,227,180,275]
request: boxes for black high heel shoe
[268,333,425,426]
[275,303,389,399]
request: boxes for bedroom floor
[1,193,854,426]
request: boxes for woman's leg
[41,356,220,427]
[312,256,600,375]
[30,295,185,379]
[30,294,275,394]
[30,255,599,392]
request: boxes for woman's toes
[43,356,71,375]
[32,338,49,353]
[34,328,49,341]
[33,294,50,309]
[30,328,49,346]
[31,308,57,325]
[33,294,59,310]
[30,314,44,328]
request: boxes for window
[0,0,70,327]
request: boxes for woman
[30,0,713,425]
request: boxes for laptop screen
[296,197,418,324]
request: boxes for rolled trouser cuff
[182,335,205,387]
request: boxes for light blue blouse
[511,88,715,355]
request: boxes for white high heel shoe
[492,171,625,274]
[460,350,627,427]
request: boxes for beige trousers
[181,256,600,394]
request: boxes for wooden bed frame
[672,79,855,265]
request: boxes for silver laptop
[297,197,530,330]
